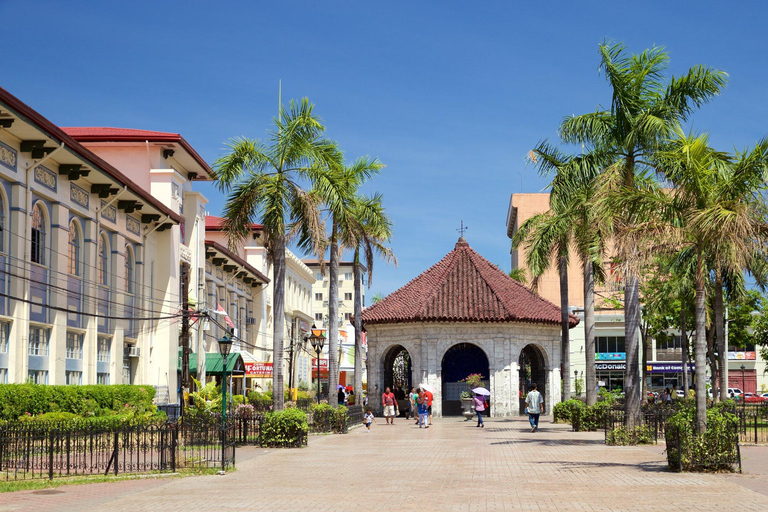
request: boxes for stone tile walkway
[1,417,767,511]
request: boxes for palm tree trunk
[353,248,363,399]
[559,255,571,402]
[584,260,596,406]
[694,251,707,434]
[715,272,727,402]
[328,223,340,407]
[681,307,689,396]
[272,235,287,411]
[707,325,718,404]
[641,323,649,400]
[624,275,641,428]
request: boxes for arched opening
[519,344,546,415]
[441,343,489,416]
[383,345,412,408]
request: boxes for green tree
[559,42,727,427]
[213,99,343,411]
[507,268,527,284]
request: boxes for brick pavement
[1,417,767,511]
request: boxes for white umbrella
[472,387,491,396]
[419,383,435,394]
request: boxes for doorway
[441,343,489,416]
[519,344,546,414]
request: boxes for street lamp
[217,334,232,471]
[306,327,326,404]
[740,364,746,411]
[574,370,579,396]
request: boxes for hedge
[0,384,156,421]
[260,408,308,447]
[665,403,739,472]
[310,404,348,433]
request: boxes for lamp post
[307,327,326,404]
[217,335,232,471]
[740,364,746,411]
[574,370,579,396]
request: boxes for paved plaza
[1,417,767,512]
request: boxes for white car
[676,390,685,398]
[761,393,768,402]
[727,388,743,398]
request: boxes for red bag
[483,401,489,410]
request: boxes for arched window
[68,220,81,276]
[124,245,134,293]
[31,202,46,265]
[98,233,109,286]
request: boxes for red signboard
[244,362,273,378]
[312,358,329,379]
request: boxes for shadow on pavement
[532,459,669,473]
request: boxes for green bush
[665,404,739,471]
[606,425,654,446]
[260,408,308,447]
[571,400,613,432]
[310,404,349,433]
[553,399,582,424]
[0,384,156,421]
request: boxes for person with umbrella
[472,387,490,428]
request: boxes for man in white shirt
[525,383,544,432]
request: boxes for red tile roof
[205,215,262,231]
[361,238,579,327]
[62,126,212,177]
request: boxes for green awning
[178,350,245,376]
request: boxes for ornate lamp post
[307,327,326,404]
[217,335,232,471]
[574,370,579,396]
[740,364,746,412]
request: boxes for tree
[559,42,727,427]
[213,99,343,411]
[341,194,396,400]
[508,268,528,284]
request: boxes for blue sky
[3,2,767,297]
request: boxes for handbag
[483,400,489,410]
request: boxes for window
[65,371,82,385]
[344,313,351,321]
[68,220,81,276]
[316,273,322,280]
[28,370,48,384]
[596,336,626,355]
[124,246,134,293]
[315,313,323,322]
[28,326,49,356]
[98,233,109,285]
[66,332,83,359]
[344,293,352,301]
[0,322,8,353]
[315,293,323,301]
[344,273,352,281]
[97,337,111,362]
[97,373,110,385]
[30,202,46,265]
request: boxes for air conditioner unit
[322,301,329,307]
[246,317,256,325]
[126,346,140,358]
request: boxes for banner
[244,362,272,378]
[312,358,329,379]
[646,363,695,374]
[596,353,625,361]
[728,351,756,360]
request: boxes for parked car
[761,393,768,402]
[727,388,743,399]
[743,393,763,403]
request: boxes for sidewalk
[1,416,767,511]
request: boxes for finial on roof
[456,220,468,238]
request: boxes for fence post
[113,430,119,476]
[171,425,177,472]
[755,412,758,444]
[48,429,54,480]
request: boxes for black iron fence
[735,405,768,444]
[604,407,677,444]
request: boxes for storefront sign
[312,358,329,379]
[244,362,273,378]
[728,351,756,360]
[596,353,626,361]
[646,363,695,374]
[595,362,626,371]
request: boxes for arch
[519,344,547,415]
[98,232,110,286]
[124,244,135,293]
[382,344,412,402]
[441,343,490,416]
[68,219,82,276]
[30,201,47,265]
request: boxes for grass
[0,467,223,493]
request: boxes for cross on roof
[457,220,468,238]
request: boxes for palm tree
[213,99,343,411]
[559,42,727,426]
[319,158,384,407]
[341,194,396,400]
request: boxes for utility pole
[180,263,191,406]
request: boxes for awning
[178,350,246,376]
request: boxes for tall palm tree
[213,99,343,411]
[319,158,383,407]
[559,42,727,426]
[341,194,396,400]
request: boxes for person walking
[382,387,397,425]
[414,389,423,425]
[410,388,418,424]
[473,393,485,428]
[338,387,346,406]
[525,383,544,432]
[418,392,429,428]
[424,388,434,426]
[363,409,375,432]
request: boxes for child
[364,409,375,432]
[418,395,429,428]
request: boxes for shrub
[260,408,308,447]
[665,404,739,471]
[553,399,582,424]
[606,425,654,446]
[310,404,349,433]
[571,400,612,432]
